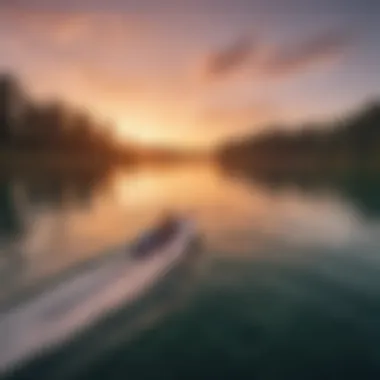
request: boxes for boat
[0,216,198,374]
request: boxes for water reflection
[0,182,24,238]
[221,165,380,220]
[2,164,380,380]
[0,182,26,296]
[0,171,114,301]
[1,163,380,302]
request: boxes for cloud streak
[261,31,353,79]
[200,30,353,82]
[201,36,255,79]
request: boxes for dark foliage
[0,73,133,164]
[219,101,380,174]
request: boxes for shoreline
[0,148,135,178]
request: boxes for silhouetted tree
[219,99,380,174]
[0,74,26,145]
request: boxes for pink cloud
[199,30,353,83]
[261,31,353,79]
[201,36,255,78]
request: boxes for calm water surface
[2,163,380,379]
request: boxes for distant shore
[0,147,128,175]
[0,147,204,178]
[218,100,380,177]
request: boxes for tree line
[0,73,134,163]
[219,100,380,174]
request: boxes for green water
[2,163,380,379]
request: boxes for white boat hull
[0,220,197,373]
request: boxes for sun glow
[113,115,167,145]
[115,117,188,148]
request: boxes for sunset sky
[0,0,379,148]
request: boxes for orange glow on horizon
[114,115,213,149]
[117,121,172,147]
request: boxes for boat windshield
[133,216,179,257]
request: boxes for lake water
[2,163,380,379]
